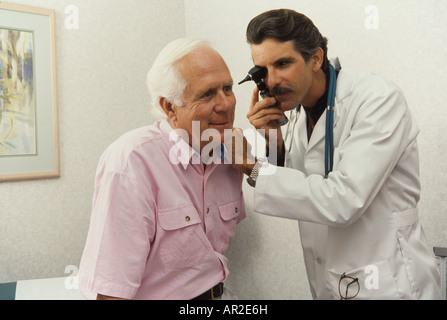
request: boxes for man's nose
[214,90,235,112]
[265,68,280,90]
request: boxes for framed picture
[0,3,59,182]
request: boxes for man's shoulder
[338,61,403,100]
[98,120,170,172]
[110,121,167,153]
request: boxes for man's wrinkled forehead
[175,47,223,75]
[176,48,232,94]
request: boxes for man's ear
[160,97,177,125]
[311,47,324,72]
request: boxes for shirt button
[316,257,323,265]
[235,207,238,213]
[206,208,210,214]
[185,216,191,222]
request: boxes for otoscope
[238,66,288,126]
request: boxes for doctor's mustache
[269,85,294,96]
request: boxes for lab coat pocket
[392,207,435,297]
[328,260,399,299]
[158,205,211,269]
[217,199,242,253]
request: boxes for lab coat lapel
[306,111,326,152]
[297,109,308,149]
[306,104,341,152]
[305,58,352,154]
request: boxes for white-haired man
[78,38,246,300]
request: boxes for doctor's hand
[247,88,285,131]
[247,88,285,160]
[223,128,256,176]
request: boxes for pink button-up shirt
[78,119,246,300]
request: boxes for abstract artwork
[0,28,36,156]
[0,3,59,182]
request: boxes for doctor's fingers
[247,88,283,129]
[249,88,279,112]
[247,94,278,118]
[247,107,285,130]
[223,128,255,165]
[250,88,259,107]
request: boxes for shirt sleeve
[254,84,418,226]
[79,171,156,299]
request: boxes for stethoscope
[284,63,337,177]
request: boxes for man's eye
[223,86,233,95]
[202,91,212,98]
[275,59,292,68]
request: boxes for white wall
[185,0,447,299]
[0,0,185,282]
[1,0,446,301]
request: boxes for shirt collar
[159,119,226,170]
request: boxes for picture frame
[0,2,59,182]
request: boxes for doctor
[232,9,441,299]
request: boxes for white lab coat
[253,59,441,299]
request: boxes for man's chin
[209,122,232,131]
[277,100,298,112]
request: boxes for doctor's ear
[311,47,324,72]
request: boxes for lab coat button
[316,257,323,264]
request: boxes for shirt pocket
[158,205,212,269]
[216,199,242,253]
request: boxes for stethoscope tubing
[284,64,337,177]
[325,64,337,177]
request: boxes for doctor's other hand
[223,128,255,176]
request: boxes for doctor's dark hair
[246,9,329,72]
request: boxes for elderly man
[78,38,246,300]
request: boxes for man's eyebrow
[273,56,295,65]
[202,80,234,91]
[252,56,296,68]
[195,78,234,96]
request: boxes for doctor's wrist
[234,162,255,176]
[246,158,267,187]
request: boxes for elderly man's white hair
[146,38,213,117]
